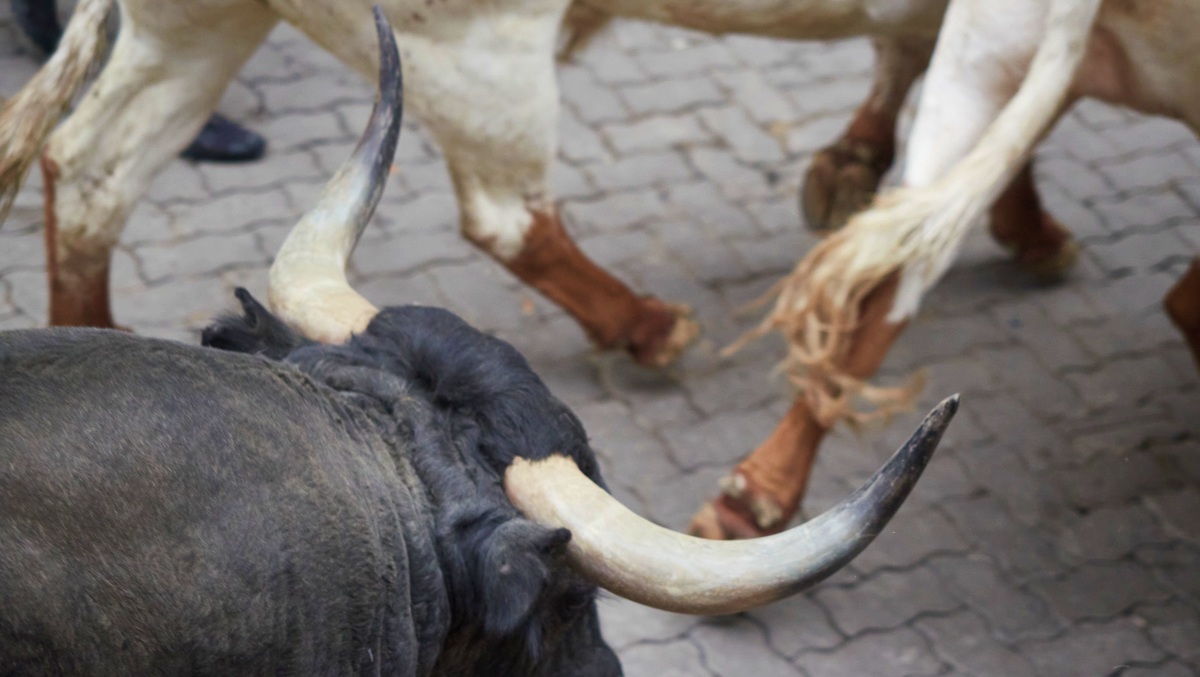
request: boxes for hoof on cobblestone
[996,213,1079,282]
[629,302,699,368]
[1019,238,1079,281]
[687,472,793,541]
[801,140,890,233]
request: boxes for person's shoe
[180,113,267,163]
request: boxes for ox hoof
[1019,238,1079,281]
[997,214,1079,282]
[630,302,700,368]
[802,141,889,233]
[686,472,793,541]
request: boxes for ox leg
[690,277,907,539]
[1165,257,1200,371]
[801,37,933,232]
[989,163,1078,279]
[431,60,697,368]
[693,0,1072,540]
[284,10,698,366]
[41,1,277,327]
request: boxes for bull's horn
[268,6,400,343]
[505,395,959,615]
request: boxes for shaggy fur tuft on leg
[0,0,113,224]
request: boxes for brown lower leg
[989,163,1076,274]
[691,276,908,538]
[502,209,694,366]
[1165,257,1200,372]
[42,156,116,328]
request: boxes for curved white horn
[506,395,959,615]
[268,6,400,343]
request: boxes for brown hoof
[628,301,700,368]
[801,140,889,233]
[995,213,1078,281]
[686,471,794,541]
[1019,238,1079,281]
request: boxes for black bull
[0,299,620,676]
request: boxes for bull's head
[226,8,958,675]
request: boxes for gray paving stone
[635,42,739,79]
[942,495,1066,583]
[351,229,472,278]
[797,627,945,677]
[620,76,724,116]
[956,442,1072,527]
[137,232,264,283]
[713,69,797,125]
[915,611,1037,677]
[1031,560,1175,623]
[929,555,1064,643]
[619,637,714,677]
[814,566,960,636]
[1050,444,1187,510]
[989,299,1097,370]
[664,181,759,239]
[687,147,773,199]
[603,115,713,155]
[1134,600,1200,666]
[200,150,323,194]
[579,44,649,86]
[841,506,971,575]
[1145,488,1200,547]
[562,189,665,235]
[255,110,348,152]
[560,109,611,163]
[1019,617,1166,677]
[699,106,786,164]
[977,344,1086,419]
[1120,661,1199,677]
[585,151,696,192]
[1055,502,1174,565]
[1136,543,1200,602]
[596,598,700,652]
[691,618,804,677]
[559,65,630,125]
[748,594,845,658]
[661,406,779,470]
[425,260,528,332]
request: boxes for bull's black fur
[0,291,621,676]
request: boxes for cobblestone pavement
[4,7,1200,676]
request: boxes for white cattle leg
[801,36,933,232]
[277,3,698,366]
[692,0,1103,540]
[41,0,278,327]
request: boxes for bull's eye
[556,584,593,621]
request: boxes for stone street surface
[3,8,1199,676]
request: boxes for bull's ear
[202,288,310,358]
[478,519,571,636]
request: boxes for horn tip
[928,393,960,429]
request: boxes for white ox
[692,0,1200,540]
[0,0,958,352]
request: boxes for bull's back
[0,329,417,675]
